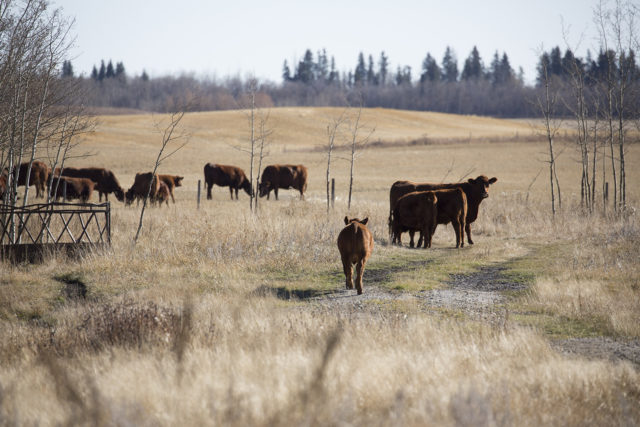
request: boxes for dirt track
[271,259,640,368]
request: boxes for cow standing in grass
[125,172,160,206]
[389,175,497,245]
[337,217,374,295]
[391,191,438,248]
[55,166,125,202]
[258,164,308,200]
[203,163,252,200]
[52,176,95,202]
[158,174,183,203]
[13,161,50,199]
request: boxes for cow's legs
[235,188,239,200]
[409,230,415,248]
[229,187,234,200]
[341,256,353,290]
[274,188,278,200]
[355,259,366,295]
[170,190,175,204]
[207,183,213,200]
[465,222,473,245]
[452,219,463,248]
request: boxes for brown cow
[258,164,307,200]
[55,167,125,202]
[389,175,497,245]
[337,217,374,295]
[158,174,183,203]
[391,191,438,248]
[203,163,252,200]
[13,161,50,198]
[51,176,95,202]
[393,188,467,248]
[154,181,170,206]
[125,172,160,206]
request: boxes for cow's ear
[488,177,497,184]
[468,178,476,184]
[344,216,349,225]
[361,217,369,225]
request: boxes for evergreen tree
[536,52,551,86]
[549,46,563,76]
[354,52,366,86]
[378,51,389,86]
[316,49,329,82]
[141,70,149,81]
[421,53,441,82]
[367,54,377,85]
[61,60,74,78]
[282,60,292,82]
[395,65,412,86]
[115,61,125,78]
[106,60,115,78]
[295,49,315,83]
[461,46,483,80]
[328,56,339,84]
[442,46,458,82]
[98,60,106,81]
[499,53,514,83]
[91,65,98,80]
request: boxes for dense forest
[71,44,639,118]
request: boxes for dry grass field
[1,107,639,425]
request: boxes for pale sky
[56,0,602,85]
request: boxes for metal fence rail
[0,202,111,262]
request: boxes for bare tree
[345,101,375,211]
[534,47,562,215]
[133,108,189,244]
[325,109,347,213]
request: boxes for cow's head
[344,216,369,225]
[258,181,270,198]
[114,188,125,202]
[174,176,184,187]
[124,188,135,205]
[468,175,498,199]
[242,178,254,197]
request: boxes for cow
[51,176,95,202]
[55,167,124,202]
[125,172,160,206]
[154,181,170,206]
[391,191,438,249]
[258,164,308,200]
[158,174,183,203]
[13,161,50,199]
[392,188,467,248]
[389,175,497,245]
[337,216,374,295]
[203,163,252,200]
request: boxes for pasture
[1,107,639,425]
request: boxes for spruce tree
[354,52,366,86]
[106,60,115,78]
[282,60,292,82]
[378,51,389,86]
[461,46,483,80]
[421,53,441,82]
[91,65,98,80]
[441,47,458,82]
[367,54,376,85]
[98,60,106,81]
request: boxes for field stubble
[1,108,639,425]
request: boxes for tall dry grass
[1,108,639,425]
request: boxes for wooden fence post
[331,178,335,209]
[197,180,201,209]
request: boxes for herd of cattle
[1,159,497,294]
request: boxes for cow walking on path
[337,217,374,295]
